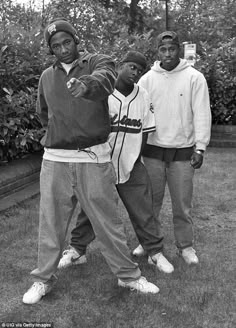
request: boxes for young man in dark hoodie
[23,19,159,305]
[58,51,174,274]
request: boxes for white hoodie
[138,59,211,150]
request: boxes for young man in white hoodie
[136,31,212,264]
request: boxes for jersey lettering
[111,114,142,133]
[149,103,154,113]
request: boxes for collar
[53,49,90,70]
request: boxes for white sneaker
[132,244,146,257]
[181,247,199,265]
[23,282,52,304]
[118,276,159,294]
[148,252,174,273]
[58,247,87,269]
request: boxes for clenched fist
[190,151,204,169]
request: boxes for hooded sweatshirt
[138,59,211,151]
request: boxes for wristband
[195,149,204,155]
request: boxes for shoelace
[62,249,72,256]
[130,277,147,291]
[31,282,46,295]
[184,247,196,254]
[151,252,162,261]
[61,249,81,264]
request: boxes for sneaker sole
[177,251,199,265]
[181,257,199,265]
[23,294,43,304]
[118,281,159,294]
[22,285,52,304]
[148,257,174,273]
[58,256,87,269]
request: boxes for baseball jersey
[109,83,155,184]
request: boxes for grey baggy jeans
[143,157,195,249]
[31,159,141,283]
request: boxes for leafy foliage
[0,1,51,162]
[0,0,235,162]
[0,87,44,162]
[196,38,236,124]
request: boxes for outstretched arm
[67,54,117,101]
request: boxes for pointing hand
[67,78,88,97]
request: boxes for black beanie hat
[44,18,78,46]
[121,51,147,69]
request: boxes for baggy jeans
[30,159,141,283]
[143,157,195,249]
[70,160,164,256]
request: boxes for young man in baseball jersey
[58,51,174,274]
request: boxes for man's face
[157,38,180,71]
[50,31,78,64]
[118,62,144,85]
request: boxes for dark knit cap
[121,51,147,69]
[156,31,180,48]
[44,18,78,46]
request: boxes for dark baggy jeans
[70,160,164,257]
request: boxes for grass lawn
[0,147,235,328]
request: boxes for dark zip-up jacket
[37,51,116,150]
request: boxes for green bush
[196,39,236,125]
[0,20,47,162]
[0,1,235,163]
[0,87,44,162]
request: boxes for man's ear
[116,62,125,70]
[74,35,80,44]
[156,49,161,61]
[115,62,121,73]
[46,46,54,55]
